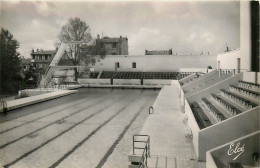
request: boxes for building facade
[31,49,57,74]
[95,35,128,55]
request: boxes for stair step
[220,89,258,110]
[208,98,233,119]
[239,81,260,92]
[230,85,259,100]
[211,94,242,116]
[217,94,246,112]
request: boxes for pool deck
[0,90,77,113]
[129,86,206,168]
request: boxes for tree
[57,17,92,65]
[0,28,22,94]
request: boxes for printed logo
[227,142,245,160]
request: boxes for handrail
[133,135,150,168]
[137,144,149,168]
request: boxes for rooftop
[31,49,57,55]
[145,49,172,55]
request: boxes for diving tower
[40,41,87,87]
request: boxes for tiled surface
[139,86,206,168]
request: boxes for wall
[184,98,200,158]
[217,50,242,70]
[243,72,260,84]
[198,107,259,160]
[240,1,251,71]
[77,78,111,85]
[121,39,128,55]
[94,55,217,71]
[113,79,140,85]
[19,90,52,97]
[207,131,260,168]
[143,79,172,86]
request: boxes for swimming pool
[0,88,159,168]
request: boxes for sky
[0,0,240,58]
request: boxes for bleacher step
[218,93,247,112]
[198,102,218,124]
[209,97,235,118]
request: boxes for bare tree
[57,17,92,65]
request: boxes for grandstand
[89,71,191,80]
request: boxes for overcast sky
[0,1,240,58]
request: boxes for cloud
[0,1,240,58]
[129,28,172,55]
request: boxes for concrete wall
[240,1,252,71]
[113,79,140,85]
[243,72,260,84]
[19,90,52,97]
[207,131,260,168]
[143,79,173,86]
[121,39,128,55]
[198,107,259,161]
[184,98,200,158]
[217,50,242,70]
[78,78,111,85]
[94,55,217,71]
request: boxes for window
[39,64,43,69]
[101,43,104,48]
[115,62,120,70]
[112,43,117,48]
[132,62,136,68]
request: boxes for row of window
[100,43,117,49]
[115,62,136,69]
[32,55,51,60]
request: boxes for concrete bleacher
[142,72,179,80]
[183,71,259,161]
[89,72,99,78]
[114,71,142,79]
[98,71,190,80]
[190,102,213,129]
[202,97,227,122]
[100,71,115,79]
[188,77,259,127]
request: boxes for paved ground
[0,88,159,168]
[138,86,206,168]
